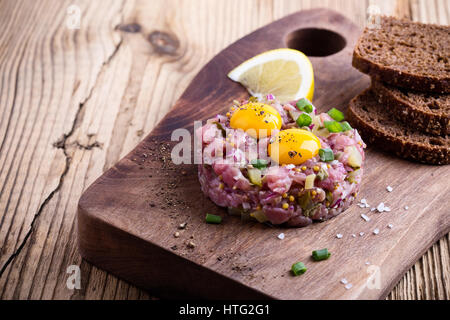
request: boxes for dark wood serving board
[78,9,450,300]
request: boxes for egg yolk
[268,128,321,165]
[230,103,282,138]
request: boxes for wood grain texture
[77,7,450,300]
[0,0,448,300]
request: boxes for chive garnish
[319,148,334,162]
[324,121,343,133]
[205,213,222,224]
[296,113,312,127]
[296,98,313,113]
[291,262,307,276]
[341,121,353,131]
[213,122,226,137]
[312,248,331,261]
[327,108,345,121]
[251,159,268,169]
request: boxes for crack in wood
[0,36,124,281]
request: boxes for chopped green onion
[296,98,313,113]
[291,262,307,276]
[213,122,226,137]
[324,121,343,133]
[341,121,353,131]
[251,159,268,169]
[312,248,331,261]
[296,113,312,127]
[205,213,222,224]
[319,148,334,162]
[327,108,345,121]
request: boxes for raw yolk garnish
[268,128,321,165]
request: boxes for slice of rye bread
[371,80,450,136]
[347,89,449,165]
[353,16,450,94]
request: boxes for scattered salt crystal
[352,234,356,238]
[373,228,380,235]
[358,198,370,208]
[345,283,353,290]
[384,207,391,212]
[336,234,343,239]
[361,214,371,222]
[277,233,285,240]
[359,232,365,236]
[178,222,187,229]
[386,186,393,192]
[365,262,370,265]
[371,208,376,212]
[376,203,385,212]
[340,278,348,285]
[388,224,393,229]
[404,206,409,210]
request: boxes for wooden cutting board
[77,8,450,300]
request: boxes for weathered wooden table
[0,0,448,300]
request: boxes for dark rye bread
[353,16,450,94]
[371,81,450,136]
[347,89,449,165]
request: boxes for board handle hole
[286,28,346,57]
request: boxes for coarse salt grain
[359,232,365,236]
[373,228,380,235]
[345,283,353,290]
[377,203,385,212]
[388,224,393,229]
[404,206,409,210]
[336,234,343,239]
[340,278,348,285]
[371,208,376,212]
[386,186,393,192]
[365,262,370,265]
[361,214,371,222]
[384,207,391,212]
[352,234,356,238]
[277,233,285,240]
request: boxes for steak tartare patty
[197,97,366,227]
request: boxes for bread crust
[371,81,449,136]
[352,51,450,94]
[347,90,449,165]
[352,17,450,94]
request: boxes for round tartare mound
[197,97,366,227]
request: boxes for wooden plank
[78,7,450,299]
[0,0,448,300]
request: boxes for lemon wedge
[227,48,314,103]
